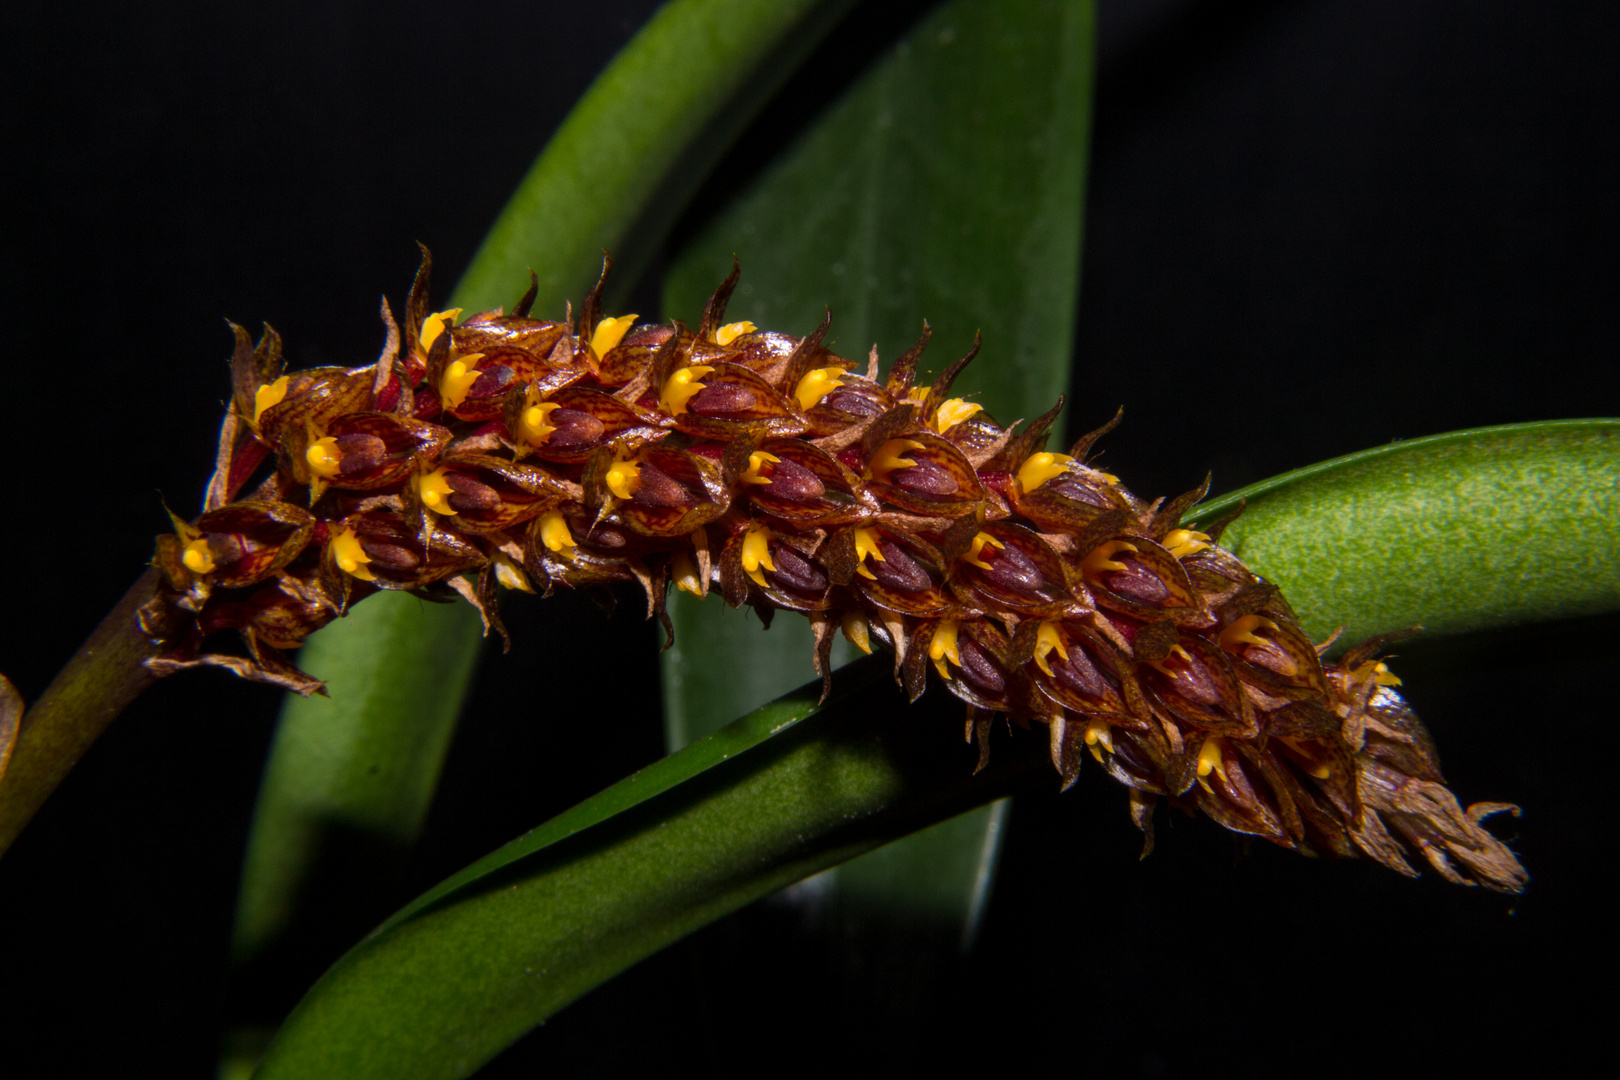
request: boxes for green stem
[0,568,163,858]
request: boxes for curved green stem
[0,569,163,858]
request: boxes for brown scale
[141,251,1528,893]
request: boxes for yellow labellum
[929,619,962,680]
[493,553,534,593]
[659,365,714,415]
[413,468,458,516]
[1197,736,1229,784]
[870,438,925,480]
[741,524,776,588]
[539,510,576,553]
[605,458,641,500]
[962,531,1004,570]
[713,320,756,346]
[793,366,844,411]
[1164,528,1212,559]
[841,610,873,654]
[419,308,462,354]
[182,538,215,575]
[1033,620,1067,677]
[853,526,885,580]
[933,398,982,432]
[253,376,290,424]
[672,550,704,596]
[1147,643,1195,680]
[1081,539,1136,580]
[519,401,560,446]
[739,450,779,486]
[331,526,375,581]
[1219,614,1278,653]
[438,354,486,410]
[305,436,342,478]
[1015,452,1075,494]
[589,314,639,358]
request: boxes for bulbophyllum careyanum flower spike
[141,249,1528,893]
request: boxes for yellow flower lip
[1164,528,1211,559]
[659,365,714,416]
[1083,717,1114,757]
[331,526,375,580]
[741,523,776,588]
[492,552,534,592]
[253,376,290,425]
[1032,620,1066,677]
[852,526,885,580]
[1197,735,1228,783]
[961,531,1004,570]
[929,619,962,680]
[305,436,342,478]
[1147,643,1195,681]
[589,314,639,359]
[932,397,982,433]
[712,320,756,346]
[538,510,576,553]
[605,457,642,500]
[182,538,215,575]
[840,610,873,654]
[438,354,486,410]
[419,308,462,355]
[793,366,844,411]
[1219,614,1277,653]
[672,550,704,596]
[870,438,926,481]
[739,450,779,486]
[413,468,458,516]
[1081,539,1136,581]
[519,400,561,446]
[1015,451,1075,494]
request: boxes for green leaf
[1190,419,1620,648]
[454,0,862,314]
[661,0,1096,956]
[253,423,1619,1077]
[254,655,1045,1080]
[230,0,859,983]
[231,593,482,964]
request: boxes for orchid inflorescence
[142,251,1527,891]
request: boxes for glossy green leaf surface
[1191,419,1620,648]
[255,420,1618,1079]
[232,0,858,978]
[661,0,1095,945]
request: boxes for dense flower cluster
[142,252,1526,891]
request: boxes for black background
[2,1,1615,1076]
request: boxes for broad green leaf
[661,0,1095,952]
[1190,419,1620,648]
[230,0,857,987]
[456,0,862,314]
[255,655,1041,1080]
[254,422,1619,1079]
[232,593,482,964]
